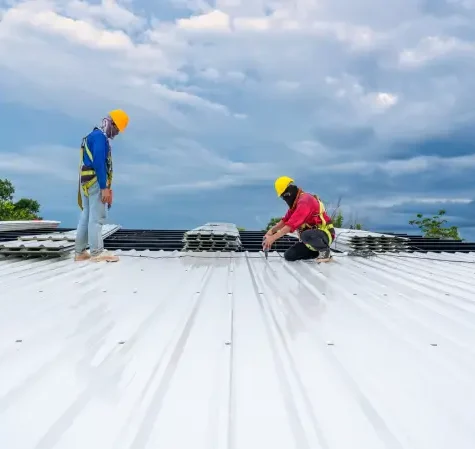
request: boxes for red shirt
[282,192,333,233]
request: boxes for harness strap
[77,134,113,210]
[299,195,334,250]
[315,197,334,245]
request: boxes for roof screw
[327,341,334,346]
[445,293,450,296]
[38,290,43,293]
[15,339,22,343]
[133,289,138,294]
[102,289,107,293]
[353,293,357,295]
[430,343,438,347]
[118,341,125,345]
[225,341,232,346]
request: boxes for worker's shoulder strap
[80,135,94,162]
[80,128,104,161]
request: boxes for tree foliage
[264,217,281,231]
[0,178,42,221]
[333,210,344,228]
[409,209,461,240]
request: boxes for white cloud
[372,92,399,107]
[357,196,473,209]
[0,145,77,182]
[0,0,229,128]
[4,6,133,50]
[234,16,271,31]
[324,154,475,176]
[1,0,475,223]
[177,9,231,31]
[399,36,475,67]
[63,0,144,31]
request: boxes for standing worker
[74,110,129,262]
[262,176,334,263]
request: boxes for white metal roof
[1,250,475,449]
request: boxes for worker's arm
[266,220,285,236]
[263,223,292,250]
[272,224,292,240]
[88,132,108,190]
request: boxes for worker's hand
[101,188,112,205]
[262,234,276,251]
[265,229,274,238]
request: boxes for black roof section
[0,227,75,243]
[1,227,474,253]
[103,229,299,253]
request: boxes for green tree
[333,210,344,228]
[264,217,281,232]
[237,227,245,231]
[409,209,461,240]
[0,178,42,221]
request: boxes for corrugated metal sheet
[332,229,410,253]
[0,224,121,257]
[0,220,60,232]
[1,250,475,449]
[183,222,242,252]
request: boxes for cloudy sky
[1,0,474,238]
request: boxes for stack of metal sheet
[0,220,60,232]
[331,228,410,253]
[0,224,121,258]
[182,223,242,252]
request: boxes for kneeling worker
[262,176,334,263]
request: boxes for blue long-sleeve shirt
[82,129,109,189]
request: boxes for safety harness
[293,192,335,250]
[77,129,113,210]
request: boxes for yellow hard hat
[274,176,294,197]
[109,109,129,132]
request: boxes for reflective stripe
[77,135,113,210]
[298,195,334,246]
[315,197,334,245]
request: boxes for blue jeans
[74,183,106,256]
